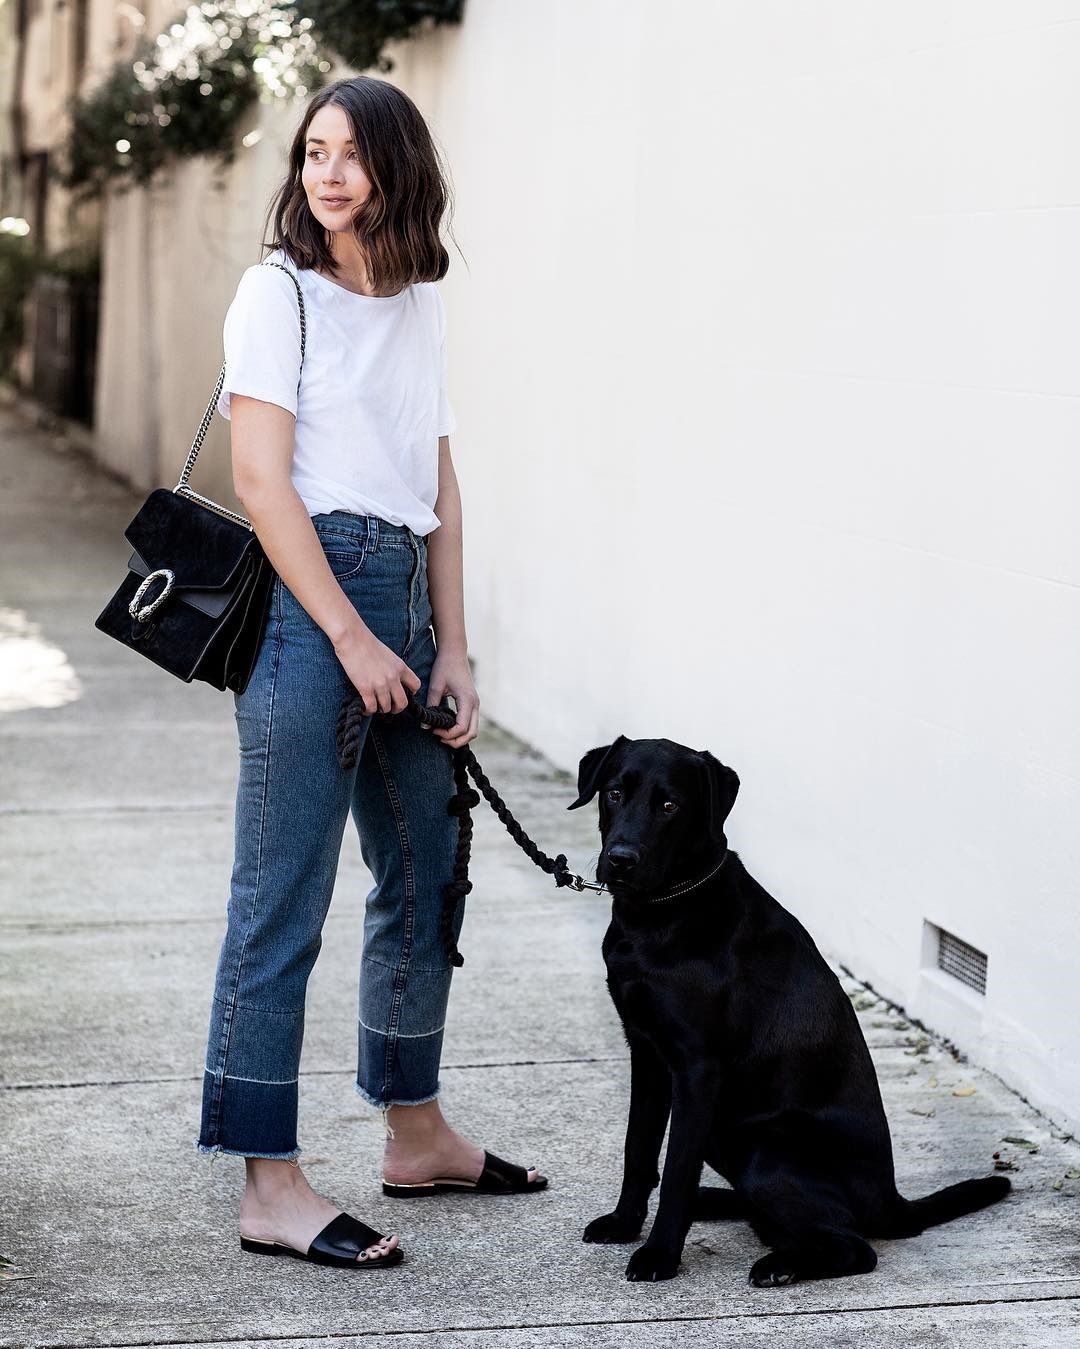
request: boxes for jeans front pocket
[315,531,370,582]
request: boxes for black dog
[570,735,1010,1286]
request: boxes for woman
[195,75,546,1270]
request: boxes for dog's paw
[583,1211,644,1244]
[625,1244,680,1282]
[748,1253,800,1288]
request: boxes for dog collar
[643,849,729,903]
[603,850,730,905]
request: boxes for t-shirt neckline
[303,264,409,302]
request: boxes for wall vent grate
[937,927,988,995]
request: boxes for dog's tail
[886,1175,1011,1236]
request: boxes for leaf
[1002,1136,1037,1148]
[927,1077,939,1088]
[1053,1178,1064,1191]
[1065,1169,1080,1180]
[952,1085,977,1097]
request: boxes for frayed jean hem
[353,1081,441,1110]
[194,1138,302,1162]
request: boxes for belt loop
[369,516,379,554]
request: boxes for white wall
[404,2,1080,1128]
[94,2,1080,1129]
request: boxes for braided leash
[335,689,602,967]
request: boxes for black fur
[571,736,1011,1286]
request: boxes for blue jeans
[195,511,464,1160]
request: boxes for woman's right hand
[333,624,421,715]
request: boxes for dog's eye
[662,800,679,814]
[606,788,622,804]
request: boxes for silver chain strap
[172,258,308,528]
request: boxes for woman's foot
[238,1158,398,1263]
[381,1098,541,1188]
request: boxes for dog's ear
[698,750,740,844]
[567,735,629,810]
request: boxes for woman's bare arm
[230,393,420,713]
[422,435,479,748]
[426,435,467,657]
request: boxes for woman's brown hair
[263,75,454,294]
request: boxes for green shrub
[54,1,464,201]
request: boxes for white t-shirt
[216,246,456,536]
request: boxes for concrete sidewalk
[1,397,1078,1348]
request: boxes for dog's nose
[606,845,640,873]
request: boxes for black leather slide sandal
[239,1211,403,1269]
[382,1149,549,1198]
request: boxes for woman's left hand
[424,648,479,749]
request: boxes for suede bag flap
[124,488,253,593]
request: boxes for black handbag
[94,260,307,693]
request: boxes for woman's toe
[377,1234,398,1254]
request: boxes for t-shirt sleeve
[435,285,457,436]
[216,265,303,421]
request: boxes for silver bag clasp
[128,568,176,623]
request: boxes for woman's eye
[662,800,679,814]
[606,788,622,803]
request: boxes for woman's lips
[321,197,351,209]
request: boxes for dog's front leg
[625,1067,719,1282]
[583,1034,671,1244]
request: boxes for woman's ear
[698,749,740,845]
[567,735,629,809]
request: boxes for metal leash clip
[565,873,607,893]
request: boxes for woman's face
[301,103,372,235]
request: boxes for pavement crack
[0,802,232,817]
[24,1292,1080,1348]
[1,1057,628,1092]
[0,917,223,932]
